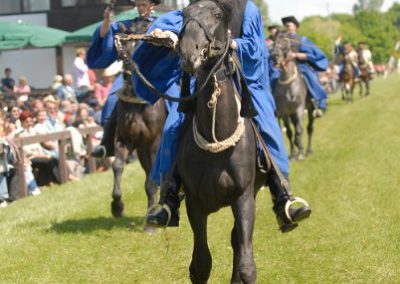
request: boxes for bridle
[179,14,227,61]
[115,3,232,103]
[273,34,299,85]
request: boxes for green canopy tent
[0,20,71,75]
[0,20,70,50]
[66,8,163,43]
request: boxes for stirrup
[284,197,310,223]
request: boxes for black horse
[270,32,316,160]
[177,0,263,283]
[108,86,166,234]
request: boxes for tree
[253,0,269,26]
[353,0,384,13]
[387,3,400,29]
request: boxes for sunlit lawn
[0,76,399,283]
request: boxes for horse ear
[214,0,233,21]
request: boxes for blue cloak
[86,17,160,125]
[131,3,290,185]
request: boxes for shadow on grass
[48,216,145,234]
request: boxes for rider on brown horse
[90,0,161,158]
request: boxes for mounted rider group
[87,0,374,280]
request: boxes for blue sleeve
[87,20,129,69]
[299,37,329,72]
[131,11,184,104]
[234,1,268,84]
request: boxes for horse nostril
[195,44,199,50]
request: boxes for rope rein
[192,72,245,153]
[279,65,298,85]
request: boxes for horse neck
[280,60,298,79]
[195,68,239,142]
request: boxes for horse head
[179,0,233,73]
[271,31,293,66]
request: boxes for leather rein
[115,16,232,103]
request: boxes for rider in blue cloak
[136,1,311,233]
[270,16,329,114]
[87,0,161,158]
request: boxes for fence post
[85,134,96,174]
[17,146,27,198]
[58,138,68,183]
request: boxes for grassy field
[1,76,399,284]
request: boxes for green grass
[1,76,400,284]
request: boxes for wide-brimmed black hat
[130,0,161,6]
[281,16,300,28]
[267,24,280,31]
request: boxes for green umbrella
[66,8,163,43]
[0,20,70,50]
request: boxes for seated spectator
[8,105,22,130]
[94,69,115,107]
[30,98,44,117]
[73,104,97,129]
[51,75,63,91]
[0,110,21,202]
[1,68,15,93]
[13,76,31,102]
[19,110,59,187]
[57,74,77,102]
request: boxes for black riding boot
[145,173,181,227]
[267,168,312,233]
[91,108,117,158]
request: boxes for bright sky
[267,0,400,23]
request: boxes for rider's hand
[286,52,296,61]
[104,7,112,22]
[149,29,178,49]
[100,7,112,38]
[230,40,238,50]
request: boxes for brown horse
[339,59,356,104]
[358,64,372,98]
[110,90,166,234]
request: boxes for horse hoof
[306,150,313,156]
[297,154,305,161]
[111,200,124,218]
[144,225,157,235]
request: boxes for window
[23,0,50,12]
[61,0,76,7]
[62,0,110,7]
[0,1,21,14]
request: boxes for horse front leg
[359,80,363,98]
[291,111,305,161]
[137,148,159,234]
[231,188,257,284]
[186,198,211,284]
[306,104,315,156]
[230,222,241,284]
[111,141,129,218]
[282,116,296,160]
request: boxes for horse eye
[215,13,222,19]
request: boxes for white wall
[0,13,56,89]
[0,48,57,89]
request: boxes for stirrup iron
[284,197,310,223]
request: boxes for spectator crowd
[0,48,120,208]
